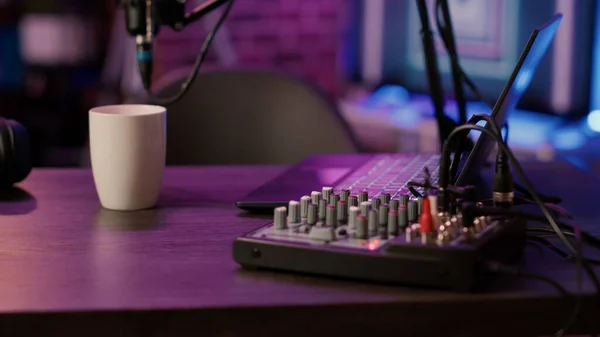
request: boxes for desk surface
[0,162,598,337]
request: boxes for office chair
[135,67,361,165]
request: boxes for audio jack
[493,150,514,208]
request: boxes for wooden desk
[0,162,598,337]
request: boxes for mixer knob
[356,215,368,239]
[288,200,300,224]
[348,206,360,229]
[399,194,409,207]
[311,191,322,205]
[325,204,337,227]
[398,205,408,230]
[387,210,398,236]
[358,191,368,203]
[379,204,389,225]
[380,193,391,205]
[368,208,379,234]
[274,206,287,230]
[371,198,381,211]
[408,200,418,223]
[360,201,372,216]
[340,189,350,201]
[318,199,328,221]
[300,195,311,219]
[337,200,347,222]
[307,203,318,225]
[348,195,358,208]
[322,187,333,202]
[389,199,399,212]
[329,193,340,206]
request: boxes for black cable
[146,0,235,105]
[527,225,600,252]
[456,202,600,253]
[429,10,593,331]
[447,113,502,184]
[439,122,597,336]
[439,123,569,246]
[182,0,230,26]
[515,183,562,204]
[527,235,600,265]
[445,145,599,288]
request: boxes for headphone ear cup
[4,119,32,186]
[0,118,9,185]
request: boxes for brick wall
[153,0,348,96]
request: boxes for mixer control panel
[246,186,496,250]
[233,186,527,291]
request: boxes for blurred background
[0,0,599,170]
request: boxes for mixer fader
[233,186,527,291]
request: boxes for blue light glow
[501,109,559,149]
[552,127,587,150]
[391,107,421,128]
[361,85,410,108]
[586,110,600,132]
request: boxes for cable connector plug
[493,151,514,208]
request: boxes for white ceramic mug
[89,104,166,211]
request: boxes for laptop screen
[455,13,563,185]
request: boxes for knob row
[274,188,426,238]
[309,188,421,215]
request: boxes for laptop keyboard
[334,153,440,198]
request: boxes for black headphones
[0,118,32,188]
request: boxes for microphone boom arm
[153,0,230,31]
[415,0,454,150]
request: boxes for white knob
[274,207,287,230]
[288,200,300,224]
[322,187,333,202]
[311,191,322,205]
[300,195,311,219]
[360,201,372,216]
[348,206,360,230]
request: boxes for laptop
[236,14,563,212]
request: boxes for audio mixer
[233,187,527,291]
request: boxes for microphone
[124,0,158,90]
[121,0,233,104]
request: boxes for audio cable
[526,235,600,265]
[459,204,600,265]
[147,0,235,105]
[438,120,599,336]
